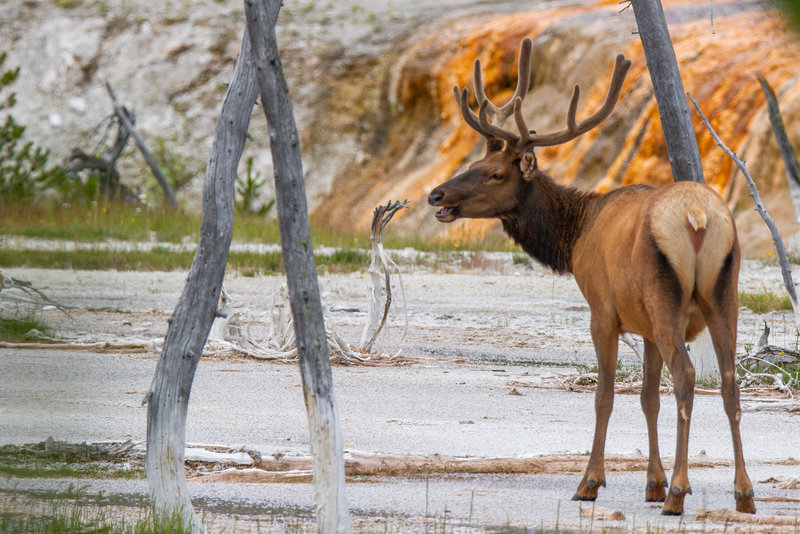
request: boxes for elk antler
[454,38,632,151]
[453,37,533,147]
[524,53,631,147]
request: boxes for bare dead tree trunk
[758,75,800,226]
[631,0,705,183]
[145,28,259,532]
[244,1,351,532]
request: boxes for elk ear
[520,149,537,180]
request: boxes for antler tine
[472,37,533,126]
[527,53,632,147]
[472,59,490,112]
[510,37,533,119]
[566,85,580,132]
[512,97,531,148]
[454,85,494,139]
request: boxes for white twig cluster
[360,200,409,353]
[205,286,370,364]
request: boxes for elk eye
[488,173,504,182]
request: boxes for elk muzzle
[428,187,459,223]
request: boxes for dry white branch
[360,200,409,353]
[620,333,643,361]
[737,321,798,395]
[0,271,75,319]
[743,401,800,413]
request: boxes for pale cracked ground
[2,258,800,532]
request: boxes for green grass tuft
[738,290,793,314]
[0,317,53,342]
[0,495,191,534]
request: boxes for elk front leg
[641,340,668,502]
[657,335,695,516]
[573,318,618,501]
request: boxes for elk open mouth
[435,206,459,222]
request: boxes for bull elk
[428,38,755,516]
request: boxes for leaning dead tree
[147,6,351,528]
[688,93,800,325]
[103,77,179,208]
[145,23,260,533]
[244,1,351,530]
[758,75,800,226]
[64,79,179,207]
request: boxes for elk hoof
[662,487,688,515]
[573,478,605,501]
[645,480,667,502]
[735,490,756,514]
[572,491,597,502]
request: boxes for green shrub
[0,52,71,204]
[235,155,274,215]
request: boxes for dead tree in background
[630,0,705,183]
[145,26,260,532]
[103,78,180,208]
[245,0,351,531]
[64,111,132,199]
[758,75,800,225]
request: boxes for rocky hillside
[2,0,799,255]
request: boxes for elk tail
[685,207,708,254]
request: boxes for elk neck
[499,169,601,274]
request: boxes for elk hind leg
[641,339,668,502]
[655,330,695,516]
[573,317,618,501]
[645,236,694,515]
[698,287,755,513]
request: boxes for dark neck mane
[500,170,599,274]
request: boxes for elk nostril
[428,189,444,205]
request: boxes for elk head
[428,37,631,222]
